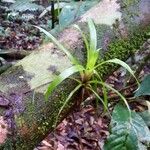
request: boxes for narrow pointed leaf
[54,84,82,127]
[45,65,85,100]
[105,58,139,85]
[102,82,131,113]
[87,87,109,112]
[88,19,97,51]
[34,25,79,65]
[89,80,131,113]
[73,24,89,52]
[139,110,150,126]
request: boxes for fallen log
[0,0,150,149]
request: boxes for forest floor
[35,39,150,150]
[0,1,150,150]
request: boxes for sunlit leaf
[34,25,79,65]
[88,19,97,52]
[45,65,85,100]
[86,19,99,70]
[89,80,131,113]
[105,59,135,78]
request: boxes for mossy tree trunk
[0,0,150,149]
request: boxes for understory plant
[35,19,138,127]
[104,74,150,149]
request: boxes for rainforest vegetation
[0,0,150,149]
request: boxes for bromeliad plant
[35,19,138,126]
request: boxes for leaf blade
[34,25,79,65]
[53,84,82,127]
[45,65,85,100]
[104,104,150,150]
[135,74,150,97]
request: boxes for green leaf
[135,74,150,97]
[39,2,66,18]
[34,26,79,66]
[104,104,150,150]
[87,87,109,113]
[106,59,139,84]
[104,125,139,150]
[88,19,97,52]
[89,80,131,113]
[86,19,99,70]
[102,82,131,113]
[139,110,150,127]
[53,84,82,127]
[74,19,99,71]
[96,58,139,85]
[73,24,90,53]
[74,19,100,78]
[45,65,85,100]
[59,4,77,27]
[59,1,98,27]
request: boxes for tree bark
[0,0,150,149]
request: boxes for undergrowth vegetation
[0,0,150,149]
[0,0,98,50]
[36,19,150,149]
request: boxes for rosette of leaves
[35,19,138,127]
